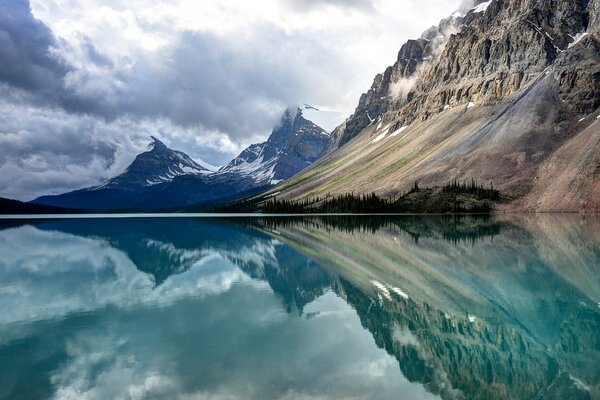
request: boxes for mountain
[218,106,330,186]
[33,136,213,210]
[269,0,600,212]
[103,136,212,188]
[33,108,329,210]
[0,197,81,214]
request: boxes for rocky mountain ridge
[329,0,490,148]
[272,0,600,212]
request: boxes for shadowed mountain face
[31,137,213,209]
[31,108,329,210]
[271,0,600,212]
[103,136,211,188]
[0,215,598,399]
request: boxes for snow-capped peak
[218,106,330,185]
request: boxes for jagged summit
[148,135,168,151]
[219,107,329,185]
[32,137,215,209]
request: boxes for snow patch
[220,147,280,185]
[527,20,563,53]
[579,117,585,122]
[568,32,588,48]
[390,126,408,137]
[466,102,475,109]
[472,1,492,13]
[372,131,388,143]
[467,314,477,323]
[366,111,375,125]
[371,280,392,301]
[269,179,283,185]
[569,375,591,392]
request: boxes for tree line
[256,180,500,214]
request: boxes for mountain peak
[149,135,168,151]
[220,107,330,185]
[97,137,210,189]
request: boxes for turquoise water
[0,215,598,399]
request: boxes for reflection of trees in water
[238,214,505,245]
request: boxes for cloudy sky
[0,0,463,200]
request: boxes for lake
[0,215,598,400]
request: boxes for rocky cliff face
[388,0,597,128]
[337,0,598,145]
[331,1,489,148]
[274,0,600,212]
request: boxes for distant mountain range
[31,107,329,210]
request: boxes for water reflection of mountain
[0,218,332,314]
[255,215,600,400]
[0,215,598,399]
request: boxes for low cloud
[388,76,417,101]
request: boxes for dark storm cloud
[0,0,70,95]
[0,100,145,200]
[112,29,350,139]
[0,0,356,199]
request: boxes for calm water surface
[0,215,598,400]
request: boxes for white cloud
[28,0,463,120]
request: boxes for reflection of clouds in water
[0,224,441,400]
[46,291,439,400]
[0,226,255,326]
[146,236,282,279]
[392,324,419,347]
[53,333,177,400]
[220,238,282,278]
